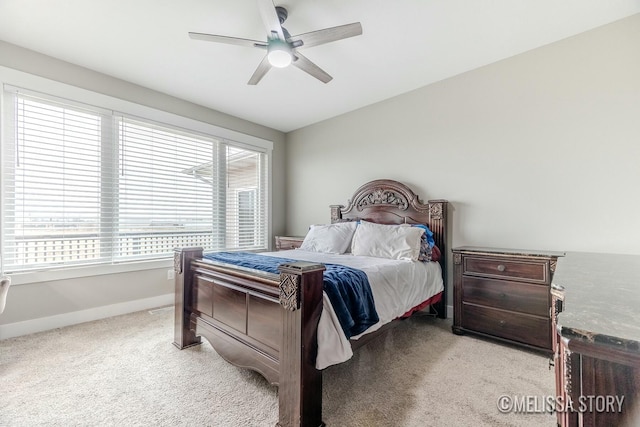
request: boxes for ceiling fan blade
[248,55,272,85]
[290,22,362,48]
[189,32,266,48]
[291,52,332,84]
[257,0,284,40]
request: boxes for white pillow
[299,222,358,254]
[351,220,424,261]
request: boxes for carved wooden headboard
[330,179,449,316]
[330,179,447,255]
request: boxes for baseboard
[447,304,453,319]
[0,293,174,340]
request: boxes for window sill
[8,258,174,286]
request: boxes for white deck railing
[11,230,215,266]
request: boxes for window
[1,87,269,273]
[237,189,257,248]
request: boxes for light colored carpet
[1,307,556,426]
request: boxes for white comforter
[261,250,444,369]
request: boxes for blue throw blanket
[203,252,379,338]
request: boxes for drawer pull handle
[499,320,506,326]
[497,264,506,272]
[500,293,507,299]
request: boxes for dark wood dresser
[552,252,640,427]
[452,246,564,353]
[274,235,305,251]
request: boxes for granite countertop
[553,252,640,352]
[453,246,566,258]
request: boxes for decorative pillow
[409,224,436,262]
[351,220,424,261]
[299,222,358,254]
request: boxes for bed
[173,179,448,426]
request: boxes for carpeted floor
[0,307,556,426]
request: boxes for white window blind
[1,88,269,273]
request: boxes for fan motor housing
[275,6,288,25]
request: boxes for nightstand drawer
[462,276,549,317]
[463,256,549,284]
[463,304,551,350]
[274,236,305,251]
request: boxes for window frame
[0,67,273,285]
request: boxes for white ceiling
[1,1,639,133]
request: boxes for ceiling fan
[188,0,363,85]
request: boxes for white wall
[285,15,640,302]
[0,41,286,336]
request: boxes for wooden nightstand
[274,236,305,251]
[452,246,564,353]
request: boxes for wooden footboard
[173,247,327,427]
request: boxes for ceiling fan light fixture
[267,39,292,68]
[188,1,363,84]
